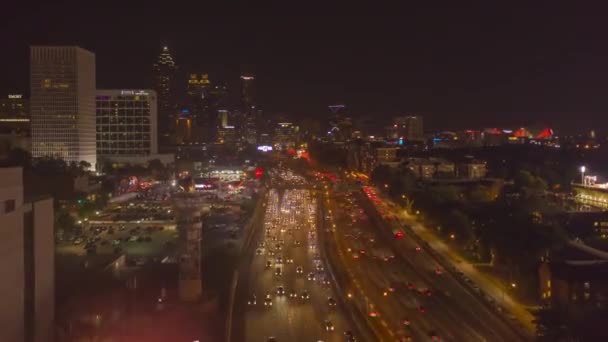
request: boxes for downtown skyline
[1,3,607,133]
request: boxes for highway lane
[323,187,527,341]
[240,187,356,342]
[356,188,528,341]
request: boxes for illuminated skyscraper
[184,74,211,142]
[30,46,97,168]
[388,116,424,141]
[152,46,177,150]
[240,73,255,109]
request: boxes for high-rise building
[152,46,177,150]
[388,116,424,141]
[95,89,170,165]
[0,94,30,156]
[326,104,353,141]
[0,167,54,342]
[30,46,97,168]
[184,74,212,142]
[0,94,29,134]
[273,122,299,151]
[240,73,255,109]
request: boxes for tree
[428,185,461,204]
[148,159,165,172]
[79,160,92,171]
[370,165,393,187]
[469,185,494,202]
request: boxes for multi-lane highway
[323,183,529,341]
[231,169,359,342]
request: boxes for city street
[323,186,530,341]
[232,177,358,341]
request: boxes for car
[256,248,264,255]
[288,291,298,298]
[327,297,337,307]
[300,291,310,300]
[344,330,356,341]
[276,286,285,296]
[286,258,294,264]
[316,264,324,272]
[265,261,272,269]
[307,272,316,281]
[264,294,273,307]
[429,331,441,341]
[418,305,426,313]
[296,266,304,274]
[418,288,432,297]
[406,282,416,290]
[415,246,422,252]
[434,268,444,275]
[276,257,283,264]
[247,294,257,306]
[403,318,411,326]
[274,267,282,276]
[267,337,276,342]
[324,320,334,331]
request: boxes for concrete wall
[32,198,54,342]
[0,167,25,342]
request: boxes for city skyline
[1,4,607,133]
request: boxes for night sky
[1,2,606,133]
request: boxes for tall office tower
[240,73,255,109]
[185,74,211,142]
[273,122,299,151]
[30,46,97,168]
[152,46,177,150]
[95,90,158,164]
[327,104,351,141]
[403,116,423,141]
[390,115,424,141]
[0,167,54,342]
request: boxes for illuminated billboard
[257,145,273,152]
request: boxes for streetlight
[580,166,586,185]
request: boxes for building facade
[388,116,424,141]
[0,94,30,156]
[240,73,255,109]
[152,46,177,150]
[95,89,158,164]
[273,122,299,151]
[0,167,55,342]
[0,94,29,135]
[30,46,97,168]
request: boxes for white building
[95,89,172,165]
[30,46,97,168]
[0,167,54,342]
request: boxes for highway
[231,169,359,342]
[323,183,530,341]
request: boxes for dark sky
[1,2,606,133]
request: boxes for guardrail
[224,189,267,342]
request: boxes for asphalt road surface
[325,188,528,341]
[235,187,358,342]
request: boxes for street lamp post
[580,166,586,186]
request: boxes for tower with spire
[153,45,177,151]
